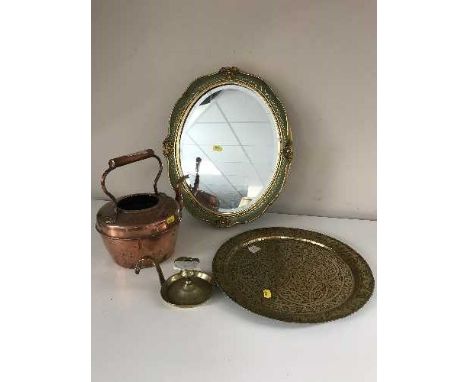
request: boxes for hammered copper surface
[99,224,179,268]
[96,193,181,239]
[213,227,374,323]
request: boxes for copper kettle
[95,149,187,268]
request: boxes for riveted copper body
[95,149,187,268]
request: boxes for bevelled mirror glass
[164,67,292,227]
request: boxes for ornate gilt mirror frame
[163,67,293,227]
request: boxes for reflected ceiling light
[247,185,263,198]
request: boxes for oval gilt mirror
[164,67,292,227]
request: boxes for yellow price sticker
[166,215,175,224]
[212,144,223,152]
[263,289,272,299]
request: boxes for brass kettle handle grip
[100,149,163,205]
[135,256,166,287]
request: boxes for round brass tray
[213,227,375,323]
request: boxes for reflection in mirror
[180,85,279,213]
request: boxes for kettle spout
[134,256,166,287]
[135,256,155,274]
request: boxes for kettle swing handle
[100,148,188,212]
[100,149,163,205]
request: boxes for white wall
[92,0,376,220]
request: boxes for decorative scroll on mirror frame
[163,67,293,228]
